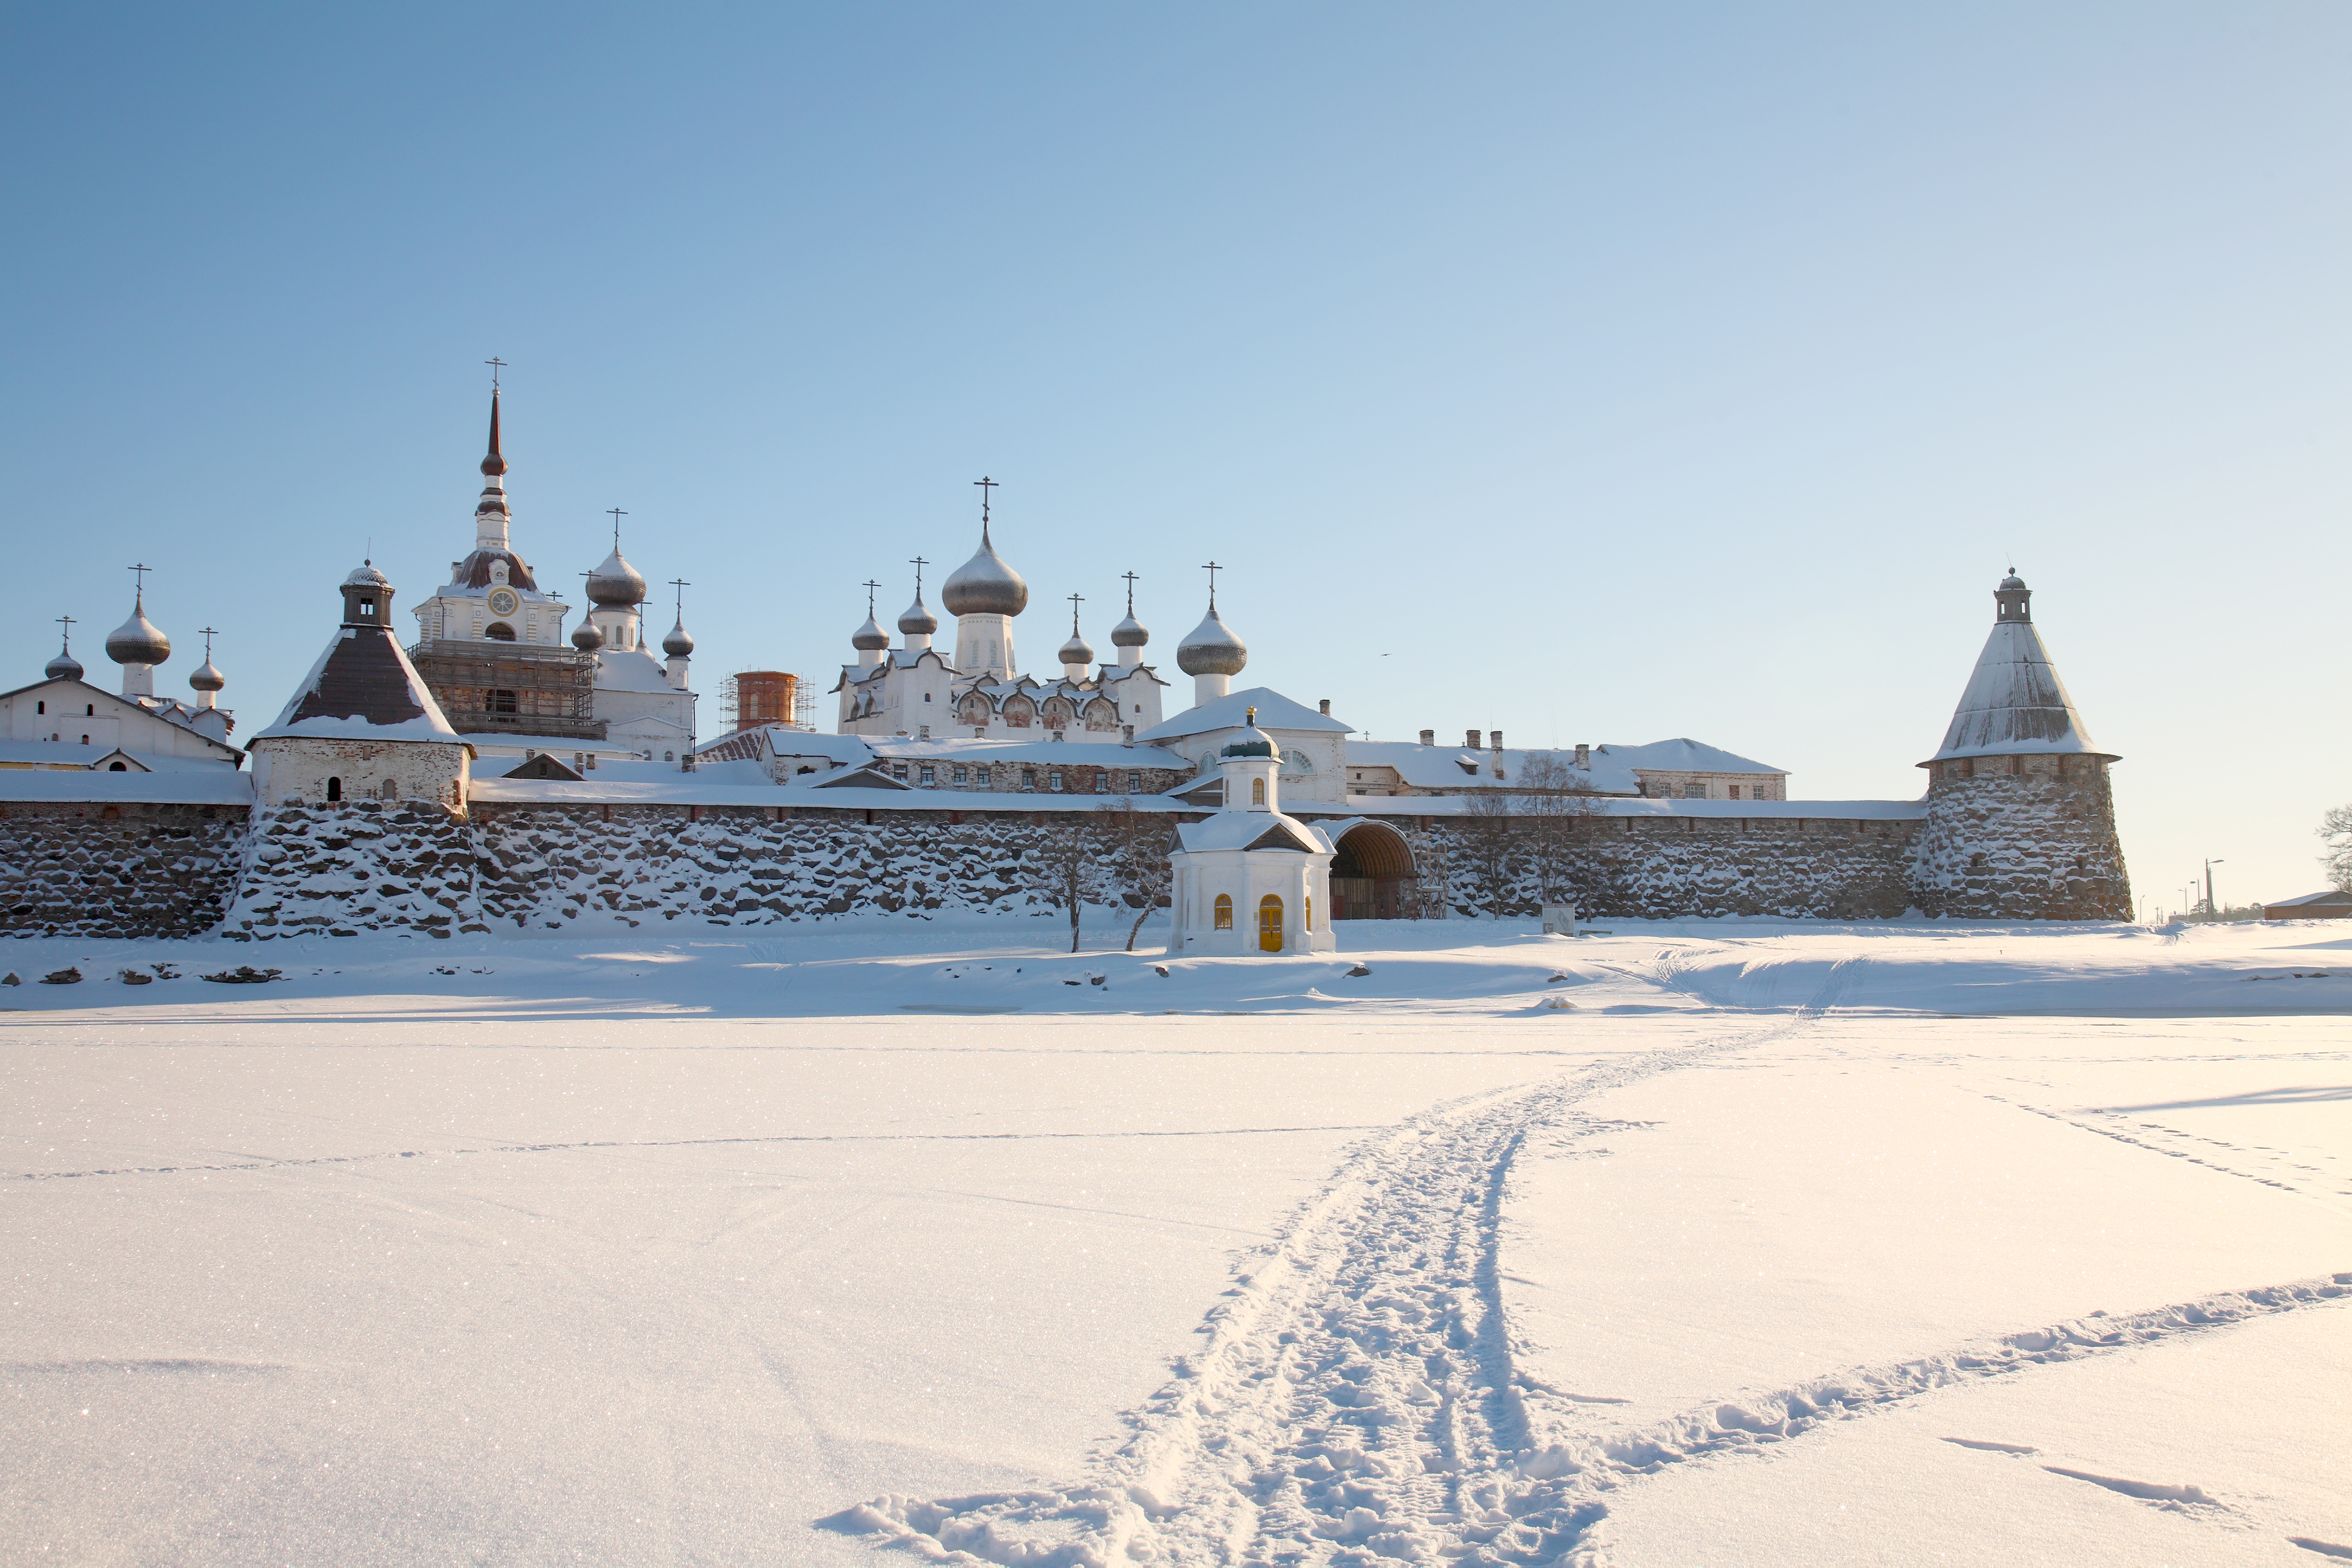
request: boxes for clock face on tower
[488,589,520,617]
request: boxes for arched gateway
[1322,818,1419,920]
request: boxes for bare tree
[1456,787,1518,919]
[2323,803,2352,893]
[1024,812,1111,953]
[1516,751,1611,915]
[1099,797,1175,951]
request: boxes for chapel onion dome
[897,593,939,637]
[45,643,84,681]
[188,658,225,694]
[586,545,647,607]
[1058,627,1095,666]
[1175,604,1247,676]
[851,613,891,653]
[1221,713,1281,761]
[105,593,171,667]
[663,617,694,658]
[571,620,606,651]
[1110,611,1149,649]
[940,524,1028,617]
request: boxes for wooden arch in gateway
[1325,818,1419,920]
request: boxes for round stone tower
[1911,571,2130,920]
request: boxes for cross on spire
[198,626,220,658]
[910,556,928,594]
[863,579,881,616]
[485,356,506,391]
[55,614,74,650]
[1067,591,1084,633]
[669,578,689,614]
[606,507,627,546]
[128,563,153,607]
[974,475,997,526]
[1121,571,1138,612]
[1201,560,1221,608]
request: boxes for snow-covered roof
[1328,794,1925,821]
[459,732,650,755]
[1137,687,1350,744]
[1175,811,1334,855]
[1596,738,1786,775]
[863,737,1190,767]
[593,648,680,694]
[253,627,465,745]
[0,768,253,806]
[1347,740,1642,794]
[1925,619,2109,763]
[2263,889,2352,911]
[467,778,1197,812]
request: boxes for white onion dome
[851,613,891,652]
[663,617,694,658]
[1058,627,1095,666]
[188,658,225,694]
[1175,604,1247,676]
[45,641,83,681]
[1110,611,1149,648]
[571,620,605,651]
[105,594,171,667]
[941,524,1028,617]
[897,593,939,636]
[586,545,647,607]
[1220,711,1280,761]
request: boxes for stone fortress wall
[6,796,1957,940]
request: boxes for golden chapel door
[1258,894,1284,952]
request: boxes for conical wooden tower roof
[1923,571,2113,765]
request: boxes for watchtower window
[326,776,342,802]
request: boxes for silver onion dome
[45,639,83,682]
[941,524,1028,617]
[571,619,606,651]
[586,545,647,607]
[851,613,891,653]
[105,593,171,667]
[663,617,694,658]
[1175,604,1247,677]
[1110,611,1149,649]
[898,593,938,636]
[188,658,225,694]
[1058,627,1095,666]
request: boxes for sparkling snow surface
[2,918,2346,1566]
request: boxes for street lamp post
[2204,858,2226,920]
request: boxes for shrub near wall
[0,802,245,938]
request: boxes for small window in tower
[483,621,514,641]
[1251,777,1266,805]
[326,776,342,802]
[109,761,126,772]
[923,691,932,701]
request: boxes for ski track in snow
[821,952,2352,1567]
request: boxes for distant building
[0,590,240,771]
[2263,890,2352,921]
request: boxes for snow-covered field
[4,917,2346,1566]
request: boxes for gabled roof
[1925,620,2109,763]
[1597,738,1785,775]
[502,753,584,781]
[1137,687,1350,744]
[1175,810,1336,855]
[803,764,911,791]
[2265,890,2352,910]
[255,626,463,744]
[0,676,243,761]
[1347,740,1642,795]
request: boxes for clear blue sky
[4,4,2346,908]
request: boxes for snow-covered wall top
[0,770,253,806]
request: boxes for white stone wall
[249,738,470,811]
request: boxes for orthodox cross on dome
[1067,591,1084,633]
[484,356,506,391]
[910,556,928,593]
[973,475,998,524]
[1201,560,1222,608]
[128,563,152,595]
[863,579,881,616]
[669,578,689,613]
[55,614,74,648]
[1121,571,1139,613]
[198,626,220,656]
[606,507,627,546]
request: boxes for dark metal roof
[452,548,540,592]
[279,627,433,729]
